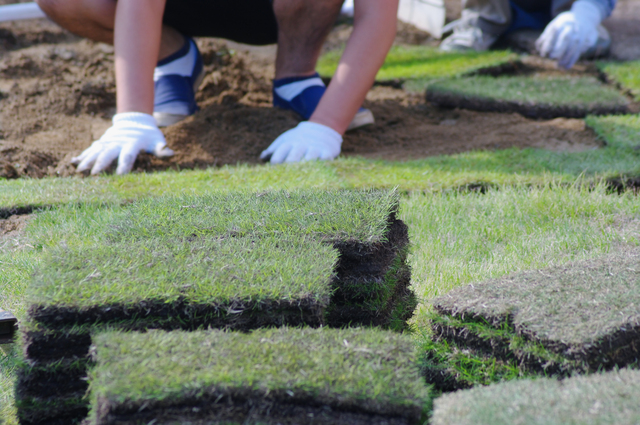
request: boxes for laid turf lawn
[318,45,517,81]
[89,328,430,425]
[431,369,640,425]
[431,248,640,371]
[317,46,517,92]
[599,60,640,101]
[3,115,640,212]
[427,76,629,118]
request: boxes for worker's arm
[311,0,398,133]
[260,0,398,163]
[72,0,173,175]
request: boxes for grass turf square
[430,248,640,376]
[17,189,415,424]
[431,369,640,425]
[426,75,629,118]
[88,328,430,425]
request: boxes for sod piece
[432,248,640,373]
[426,75,629,118]
[106,190,398,243]
[431,368,640,425]
[599,60,640,101]
[28,237,336,329]
[88,328,430,425]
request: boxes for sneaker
[439,21,499,52]
[153,38,204,127]
[273,73,375,131]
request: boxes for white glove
[71,112,174,175]
[535,0,603,69]
[260,121,342,164]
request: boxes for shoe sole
[347,108,375,131]
[154,66,206,128]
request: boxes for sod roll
[89,328,431,425]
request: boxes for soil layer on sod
[88,328,430,425]
[18,189,415,425]
[431,248,640,376]
[431,369,640,425]
[426,75,629,118]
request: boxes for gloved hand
[72,112,174,175]
[260,121,342,164]
[535,0,603,69]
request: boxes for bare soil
[2,1,638,179]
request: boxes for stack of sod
[431,369,640,425]
[88,328,430,425]
[426,75,629,118]
[424,248,640,391]
[17,189,416,425]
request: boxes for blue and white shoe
[153,37,204,127]
[273,73,374,131]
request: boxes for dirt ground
[0,0,637,179]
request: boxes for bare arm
[309,0,398,134]
[114,0,165,114]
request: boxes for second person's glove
[535,0,602,69]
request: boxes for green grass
[31,236,336,311]
[599,60,640,101]
[400,184,640,327]
[89,328,431,424]
[0,345,21,425]
[0,162,345,210]
[419,329,534,389]
[431,369,640,425]
[427,75,629,108]
[318,46,517,88]
[106,189,398,243]
[423,313,583,389]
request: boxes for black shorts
[163,0,278,45]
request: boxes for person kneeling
[37,0,398,174]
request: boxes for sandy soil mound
[1,6,629,179]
